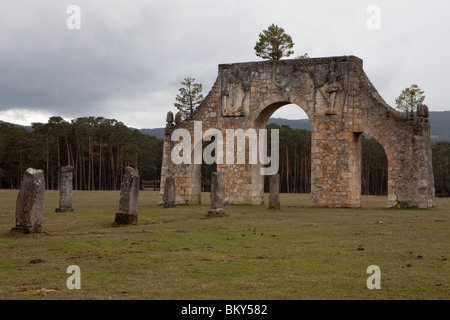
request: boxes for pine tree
[395,84,425,120]
[174,77,204,120]
[254,24,295,60]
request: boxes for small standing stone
[417,104,429,118]
[115,167,140,225]
[269,174,280,210]
[166,111,174,123]
[55,165,74,212]
[174,112,182,124]
[11,168,45,234]
[166,111,174,131]
[208,172,227,216]
[163,175,176,208]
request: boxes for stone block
[208,172,227,216]
[55,165,74,212]
[115,167,139,225]
[163,175,176,208]
[268,174,280,210]
[11,168,45,234]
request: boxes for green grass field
[0,190,448,300]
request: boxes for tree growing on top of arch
[395,84,425,120]
[254,24,295,60]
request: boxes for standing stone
[163,175,175,208]
[55,165,74,212]
[208,172,227,216]
[417,104,429,118]
[11,168,45,234]
[166,111,174,131]
[174,112,182,125]
[166,111,174,123]
[115,167,140,225]
[269,174,280,210]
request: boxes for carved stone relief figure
[221,68,252,117]
[317,68,345,115]
[222,83,249,116]
[273,65,293,94]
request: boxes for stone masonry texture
[160,56,435,208]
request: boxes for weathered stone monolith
[417,103,429,119]
[269,174,280,210]
[166,111,174,131]
[163,175,175,208]
[208,172,227,216]
[115,167,140,225]
[174,112,182,125]
[11,168,45,234]
[166,111,174,123]
[55,165,74,212]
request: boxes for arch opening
[256,102,312,195]
[190,137,219,204]
[361,135,388,197]
[352,130,392,208]
[255,101,311,129]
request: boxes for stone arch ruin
[160,56,435,208]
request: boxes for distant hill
[2,110,450,141]
[136,119,312,140]
[267,118,311,131]
[428,111,450,142]
[0,120,33,132]
[139,128,165,140]
[140,111,450,142]
[269,111,450,142]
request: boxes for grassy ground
[0,190,448,300]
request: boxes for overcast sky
[0,0,449,129]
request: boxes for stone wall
[160,56,435,208]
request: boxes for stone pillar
[11,168,45,234]
[310,118,362,208]
[388,116,436,209]
[55,165,74,212]
[115,167,139,225]
[208,172,226,216]
[346,132,362,207]
[163,175,176,208]
[159,111,174,204]
[414,104,435,208]
[417,104,429,118]
[175,112,182,125]
[166,111,174,126]
[268,174,280,209]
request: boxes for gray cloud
[0,0,449,128]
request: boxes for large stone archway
[160,56,435,208]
